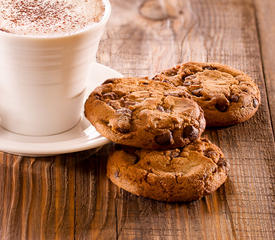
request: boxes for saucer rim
[0,62,122,156]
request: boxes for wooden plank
[74,145,118,240]
[0,0,274,239]
[254,0,275,135]
[0,153,77,240]
[97,0,275,239]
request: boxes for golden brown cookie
[107,138,229,202]
[85,77,205,149]
[153,62,261,127]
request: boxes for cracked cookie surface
[153,62,261,127]
[107,138,229,202]
[85,77,205,149]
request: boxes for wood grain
[0,0,274,239]
[97,0,274,239]
[254,0,275,135]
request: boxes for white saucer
[0,63,123,156]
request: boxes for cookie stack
[84,62,260,202]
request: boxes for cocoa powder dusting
[0,0,105,36]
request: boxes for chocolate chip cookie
[153,62,261,127]
[107,138,229,202]
[85,77,205,149]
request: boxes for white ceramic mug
[0,0,111,136]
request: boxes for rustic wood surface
[254,0,275,133]
[0,0,274,239]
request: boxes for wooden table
[0,0,274,239]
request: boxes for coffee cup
[0,0,111,136]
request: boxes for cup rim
[0,0,111,40]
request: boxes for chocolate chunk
[114,108,132,133]
[157,105,171,113]
[94,93,101,100]
[102,79,115,85]
[119,99,126,107]
[215,97,229,112]
[217,158,230,172]
[204,149,218,159]
[116,127,130,133]
[141,82,149,85]
[182,81,192,86]
[229,94,239,102]
[182,126,199,140]
[157,105,165,112]
[253,98,259,108]
[191,89,203,97]
[154,131,173,145]
[103,92,118,100]
[170,151,180,158]
[166,73,176,77]
[182,75,196,84]
[163,79,171,84]
[182,75,188,80]
[203,66,217,70]
[114,171,120,178]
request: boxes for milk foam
[0,0,105,36]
